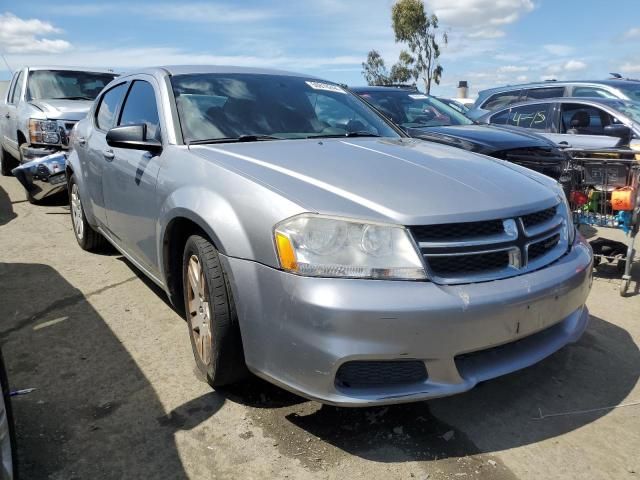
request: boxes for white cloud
[466,28,505,39]
[620,62,640,73]
[498,65,529,73]
[516,75,528,82]
[426,0,534,38]
[563,59,587,71]
[0,12,71,54]
[543,44,574,56]
[624,27,640,39]
[426,0,534,26]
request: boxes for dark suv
[467,78,640,120]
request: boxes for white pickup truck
[0,66,117,175]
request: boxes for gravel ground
[0,175,638,480]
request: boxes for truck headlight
[29,119,61,145]
[274,214,427,280]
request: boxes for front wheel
[183,234,248,387]
[68,174,107,252]
[0,147,17,177]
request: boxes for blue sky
[1,0,639,98]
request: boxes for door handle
[103,149,115,160]
[4,113,9,119]
[77,136,86,145]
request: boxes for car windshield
[27,70,117,101]
[358,90,474,128]
[170,73,401,143]
[618,83,640,102]
[613,100,640,124]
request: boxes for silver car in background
[66,66,593,406]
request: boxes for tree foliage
[391,0,448,93]
[361,49,414,86]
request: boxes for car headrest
[570,110,590,128]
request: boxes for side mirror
[106,124,162,153]
[603,123,631,141]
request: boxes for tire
[0,352,17,480]
[182,234,248,387]
[68,174,107,252]
[0,146,17,177]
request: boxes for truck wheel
[182,234,248,387]
[0,146,17,176]
[68,174,107,251]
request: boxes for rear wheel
[0,353,17,480]
[68,174,107,252]
[183,234,248,387]
[0,147,17,177]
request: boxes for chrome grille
[410,220,504,242]
[411,204,567,284]
[57,120,77,147]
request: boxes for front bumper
[223,234,593,406]
[12,152,68,201]
[19,144,60,164]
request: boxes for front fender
[157,186,254,274]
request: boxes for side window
[504,103,552,130]
[488,109,512,125]
[482,90,522,111]
[9,71,24,104]
[572,87,617,99]
[96,83,127,131]
[560,103,611,134]
[522,87,564,100]
[118,81,161,140]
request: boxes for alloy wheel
[70,183,84,241]
[187,255,212,365]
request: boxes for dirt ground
[0,175,638,480]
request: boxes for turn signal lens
[276,232,298,271]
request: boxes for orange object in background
[611,187,636,211]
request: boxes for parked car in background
[0,350,16,480]
[435,97,470,114]
[479,97,640,150]
[353,86,569,182]
[67,65,592,406]
[0,66,118,176]
[467,77,640,120]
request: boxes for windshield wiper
[188,135,281,145]
[306,131,381,139]
[50,96,94,100]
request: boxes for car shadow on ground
[0,262,224,479]
[223,315,638,467]
[0,185,16,227]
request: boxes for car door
[82,81,129,227]
[2,70,24,157]
[101,77,163,276]
[542,102,623,149]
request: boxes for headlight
[554,183,576,246]
[274,214,427,280]
[29,119,61,145]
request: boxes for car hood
[407,124,552,154]
[28,99,93,121]
[190,138,559,225]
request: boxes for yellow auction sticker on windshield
[305,81,346,94]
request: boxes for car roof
[350,85,419,92]
[138,65,321,78]
[478,79,640,97]
[25,65,118,74]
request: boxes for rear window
[482,90,522,111]
[522,87,565,100]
